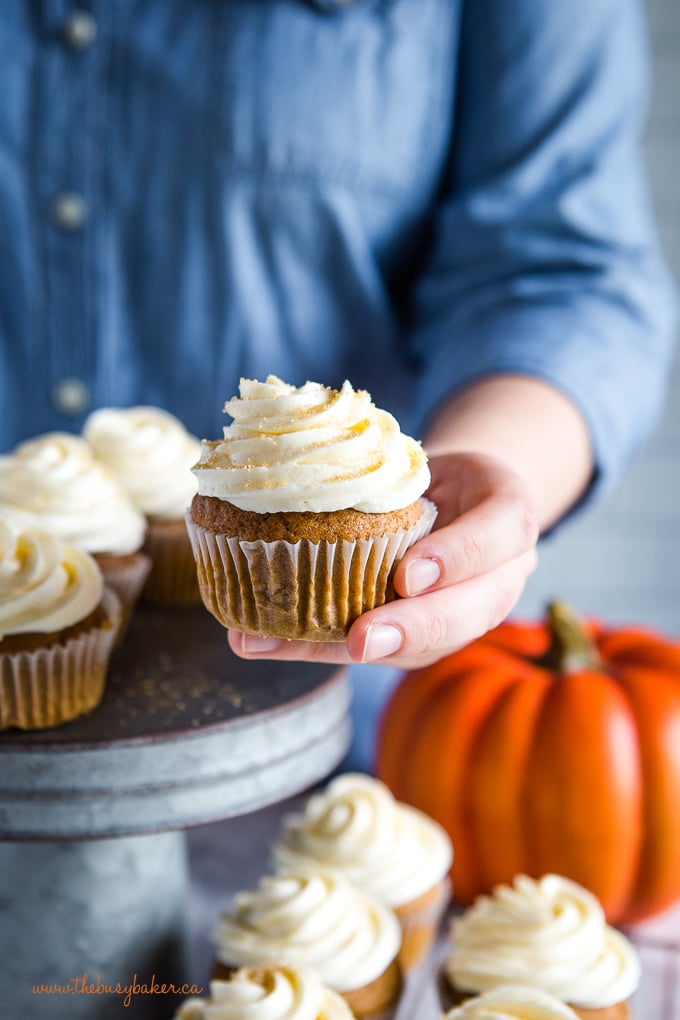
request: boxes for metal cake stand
[0,606,350,1018]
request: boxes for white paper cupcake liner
[186,498,437,642]
[0,588,121,730]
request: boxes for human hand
[227,452,539,670]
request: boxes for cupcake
[0,433,149,633]
[440,874,640,1020]
[187,375,437,641]
[83,406,202,606]
[443,986,581,1019]
[273,772,453,971]
[174,967,355,1020]
[212,871,403,1019]
[0,520,120,729]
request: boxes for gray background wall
[517,0,680,636]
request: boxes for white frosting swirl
[212,872,401,993]
[192,376,430,513]
[0,433,145,555]
[175,969,354,1020]
[0,520,103,638]
[443,986,580,1020]
[446,874,640,1009]
[83,406,201,519]
[273,773,452,907]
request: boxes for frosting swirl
[273,773,452,907]
[175,968,354,1020]
[445,874,640,1009]
[443,986,580,1020]
[0,433,145,555]
[0,520,103,638]
[83,406,201,519]
[212,872,401,992]
[192,376,430,513]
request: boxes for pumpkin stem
[538,601,601,673]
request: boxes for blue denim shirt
[0,0,676,505]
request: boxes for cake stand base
[0,831,189,1019]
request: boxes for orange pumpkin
[375,602,680,925]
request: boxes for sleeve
[408,0,677,508]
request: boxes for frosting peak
[273,773,452,907]
[445,874,640,1009]
[175,968,354,1020]
[83,406,201,519]
[0,520,103,638]
[192,376,430,513]
[212,871,401,993]
[444,986,580,1020]
[0,433,145,555]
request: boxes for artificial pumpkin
[375,602,680,925]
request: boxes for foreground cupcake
[443,986,581,1019]
[187,375,437,641]
[175,967,355,1020]
[212,871,402,1019]
[0,520,120,729]
[0,433,148,633]
[84,406,201,606]
[441,874,640,1020]
[273,773,452,971]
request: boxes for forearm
[423,374,594,532]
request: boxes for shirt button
[52,378,91,417]
[62,11,97,51]
[52,192,88,231]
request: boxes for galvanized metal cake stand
[0,606,350,1019]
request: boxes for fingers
[230,546,537,670]
[394,473,539,598]
[347,546,538,668]
[228,628,354,665]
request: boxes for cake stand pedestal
[0,606,350,1019]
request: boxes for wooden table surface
[187,792,680,1020]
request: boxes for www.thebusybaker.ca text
[32,973,203,1008]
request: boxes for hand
[228,452,539,669]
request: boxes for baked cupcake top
[0,433,145,555]
[192,375,430,513]
[443,985,580,1019]
[212,871,401,993]
[273,773,453,908]
[175,968,354,1020]
[445,873,640,1010]
[0,520,103,638]
[83,406,201,519]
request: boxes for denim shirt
[0,0,676,504]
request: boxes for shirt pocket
[214,0,457,196]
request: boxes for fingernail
[361,624,403,663]
[241,634,283,654]
[404,557,440,596]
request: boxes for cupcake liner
[141,516,202,607]
[394,877,451,973]
[94,551,151,644]
[186,498,437,642]
[0,588,121,730]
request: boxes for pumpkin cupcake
[187,375,437,641]
[0,520,120,729]
[0,432,148,635]
[440,874,640,1020]
[443,985,581,1019]
[211,871,403,1019]
[273,772,453,971]
[174,966,355,1020]
[83,406,202,606]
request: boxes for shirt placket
[35,1,105,425]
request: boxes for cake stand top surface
[0,607,350,839]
